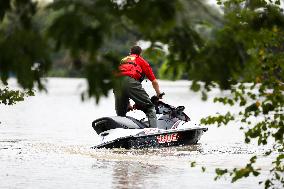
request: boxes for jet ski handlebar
[131,92,190,121]
[151,93,190,121]
[158,92,165,98]
[131,93,165,111]
[150,92,165,105]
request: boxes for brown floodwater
[0,78,273,189]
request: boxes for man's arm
[151,79,162,97]
[137,57,162,97]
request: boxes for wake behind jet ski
[92,95,208,149]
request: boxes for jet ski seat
[92,116,147,135]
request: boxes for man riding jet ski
[91,45,207,149]
[92,95,208,149]
[113,45,163,128]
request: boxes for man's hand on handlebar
[128,93,165,112]
[151,92,165,104]
[157,92,165,99]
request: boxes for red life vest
[119,55,145,82]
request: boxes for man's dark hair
[130,46,142,55]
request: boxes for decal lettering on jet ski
[156,133,178,144]
[144,128,159,134]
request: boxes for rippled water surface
[0,78,272,189]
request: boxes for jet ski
[91,95,208,149]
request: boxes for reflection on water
[112,161,161,189]
[0,78,272,189]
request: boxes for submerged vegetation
[0,0,283,188]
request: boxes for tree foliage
[0,86,34,105]
[0,0,51,90]
[199,1,284,188]
[0,0,283,188]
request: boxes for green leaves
[214,97,235,106]
[262,103,274,114]
[214,156,261,183]
[215,168,228,180]
[196,1,284,188]
[190,161,196,167]
[0,87,34,105]
[82,52,120,103]
[245,102,259,114]
[0,0,51,90]
[47,0,108,54]
[189,161,206,173]
[0,1,283,188]
[0,0,11,21]
[234,155,260,178]
[201,112,235,127]
[120,0,177,39]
